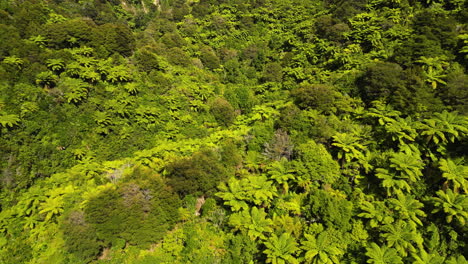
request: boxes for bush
[160,32,186,48]
[291,84,336,112]
[166,47,191,66]
[314,15,350,43]
[165,149,227,196]
[200,47,220,70]
[135,49,161,72]
[246,121,275,152]
[261,62,283,83]
[223,59,247,84]
[356,62,405,104]
[440,68,468,114]
[0,24,20,58]
[61,210,101,262]
[84,168,180,247]
[93,23,135,56]
[210,97,236,126]
[46,19,97,48]
[293,140,341,185]
[304,188,353,231]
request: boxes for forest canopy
[0,0,467,263]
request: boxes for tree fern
[264,233,299,264]
[431,189,468,225]
[439,158,468,193]
[388,193,426,226]
[380,220,423,257]
[365,243,403,264]
[2,56,24,69]
[228,207,273,240]
[0,114,20,128]
[300,231,344,264]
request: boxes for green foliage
[332,132,368,166]
[210,97,236,127]
[293,140,341,186]
[46,59,65,72]
[35,71,58,88]
[262,62,283,83]
[217,174,278,211]
[179,222,227,263]
[389,152,424,182]
[46,18,96,49]
[267,159,296,193]
[291,84,336,113]
[166,47,191,66]
[2,56,24,69]
[58,77,89,104]
[134,49,161,72]
[411,249,445,264]
[375,151,425,196]
[357,62,406,104]
[61,210,101,262]
[228,207,273,240]
[84,169,180,249]
[388,193,426,226]
[441,67,468,114]
[93,23,135,56]
[304,188,353,231]
[439,158,468,193]
[0,113,20,128]
[380,220,423,257]
[416,56,449,89]
[430,189,468,225]
[200,46,221,70]
[107,65,132,83]
[165,149,228,196]
[446,255,468,264]
[358,200,394,228]
[263,233,299,264]
[1,0,467,262]
[376,168,412,196]
[365,243,403,264]
[222,233,259,264]
[300,228,346,264]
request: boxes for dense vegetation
[0,0,467,263]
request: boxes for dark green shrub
[261,62,283,83]
[165,149,227,196]
[200,47,220,70]
[46,19,97,48]
[61,210,101,262]
[412,10,458,51]
[84,168,180,247]
[356,62,405,104]
[291,84,336,112]
[135,49,161,72]
[221,233,259,264]
[223,59,247,83]
[166,47,191,66]
[160,32,186,48]
[172,1,189,21]
[94,23,135,56]
[0,24,20,58]
[440,69,468,114]
[210,97,236,127]
[191,1,212,17]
